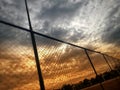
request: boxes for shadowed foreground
[83,77,120,90]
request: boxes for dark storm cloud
[0,23,32,47]
[0,0,30,48]
[33,17,86,47]
[108,5,120,18]
[0,0,87,48]
[36,0,88,20]
[0,0,28,28]
[0,24,16,43]
[102,1,120,47]
[0,0,24,8]
[41,21,69,39]
[0,21,65,48]
[102,27,120,46]
[35,21,86,47]
[35,27,69,47]
[0,0,120,55]
[0,21,55,48]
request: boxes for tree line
[57,64,120,90]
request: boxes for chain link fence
[0,0,120,90]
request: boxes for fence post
[24,0,45,90]
[84,49,104,90]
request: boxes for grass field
[83,77,120,90]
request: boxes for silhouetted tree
[61,84,72,90]
[83,79,91,87]
[90,78,97,85]
[59,68,120,90]
[95,74,104,83]
[103,72,112,80]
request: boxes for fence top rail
[0,20,119,60]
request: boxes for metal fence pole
[84,49,104,90]
[24,0,45,90]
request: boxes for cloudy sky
[0,0,120,90]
